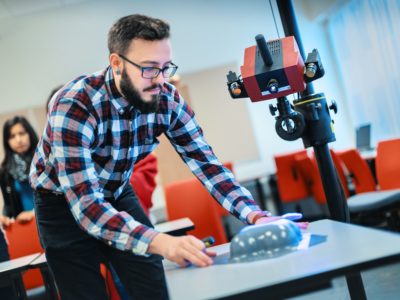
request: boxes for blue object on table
[230,219,302,263]
[280,212,303,221]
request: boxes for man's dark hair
[108,14,170,55]
[46,85,64,114]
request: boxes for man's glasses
[118,54,178,79]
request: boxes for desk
[0,219,193,300]
[164,219,400,299]
[0,253,41,300]
[155,217,195,236]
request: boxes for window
[328,0,400,145]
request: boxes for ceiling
[0,0,90,20]
[0,0,350,23]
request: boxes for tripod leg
[314,145,367,299]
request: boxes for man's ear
[109,53,122,75]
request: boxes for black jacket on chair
[0,169,24,218]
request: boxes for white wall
[294,0,353,150]
[0,0,353,178]
[234,0,354,178]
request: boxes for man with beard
[30,14,302,300]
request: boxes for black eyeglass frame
[118,54,178,79]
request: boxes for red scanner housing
[241,36,305,102]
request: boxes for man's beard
[119,69,160,113]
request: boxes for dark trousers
[34,184,168,300]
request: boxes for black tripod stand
[226,0,368,297]
[274,1,367,299]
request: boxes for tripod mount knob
[269,104,278,116]
[275,113,305,141]
[329,100,338,114]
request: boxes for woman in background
[0,116,38,227]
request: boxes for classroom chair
[5,218,43,288]
[164,177,228,245]
[336,149,376,194]
[324,149,400,230]
[274,150,309,204]
[376,138,400,190]
[4,217,45,296]
[340,140,400,230]
[5,217,127,300]
[294,150,349,204]
[273,150,324,218]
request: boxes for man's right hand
[147,233,215,268]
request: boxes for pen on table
[202,236,215,248]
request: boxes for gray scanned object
[230,219,302,263]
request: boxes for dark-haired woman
[0,116,38,227]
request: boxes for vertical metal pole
[313,145,350,222]
[276,1,367,299]
[276,0,314,95]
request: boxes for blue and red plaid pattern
[30,66,260,255]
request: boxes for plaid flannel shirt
[30,66,260,255]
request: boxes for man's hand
[256,216,308,230]
[16,211,35,224]
[248,211,308,230]
[148,233,216,267]
[0,215,14,227]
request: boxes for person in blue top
[0,116,38,227]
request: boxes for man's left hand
[251,212,308,230]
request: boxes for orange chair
[294,150,349,204]
[5,218,122,299]
[274,150,310,203]
[101,264,121,300]
[5,217,44,290]
[337,149,376,194]
[376,138,400,190]
[299,147,400,230]
[273,150,312,216]
[294,151,326,205]
[164,177,228,245]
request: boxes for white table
[155,217,194,236]
[164,219,400,299]
[0,253,41,300]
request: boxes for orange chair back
[294,152,326,204]
[294,150,349,204]
[5,217,44,289]
[274,150,310,203]
[376,138,400,190]
[100,264,121,300]
[337,149,376,193]
[164,178,228,245]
